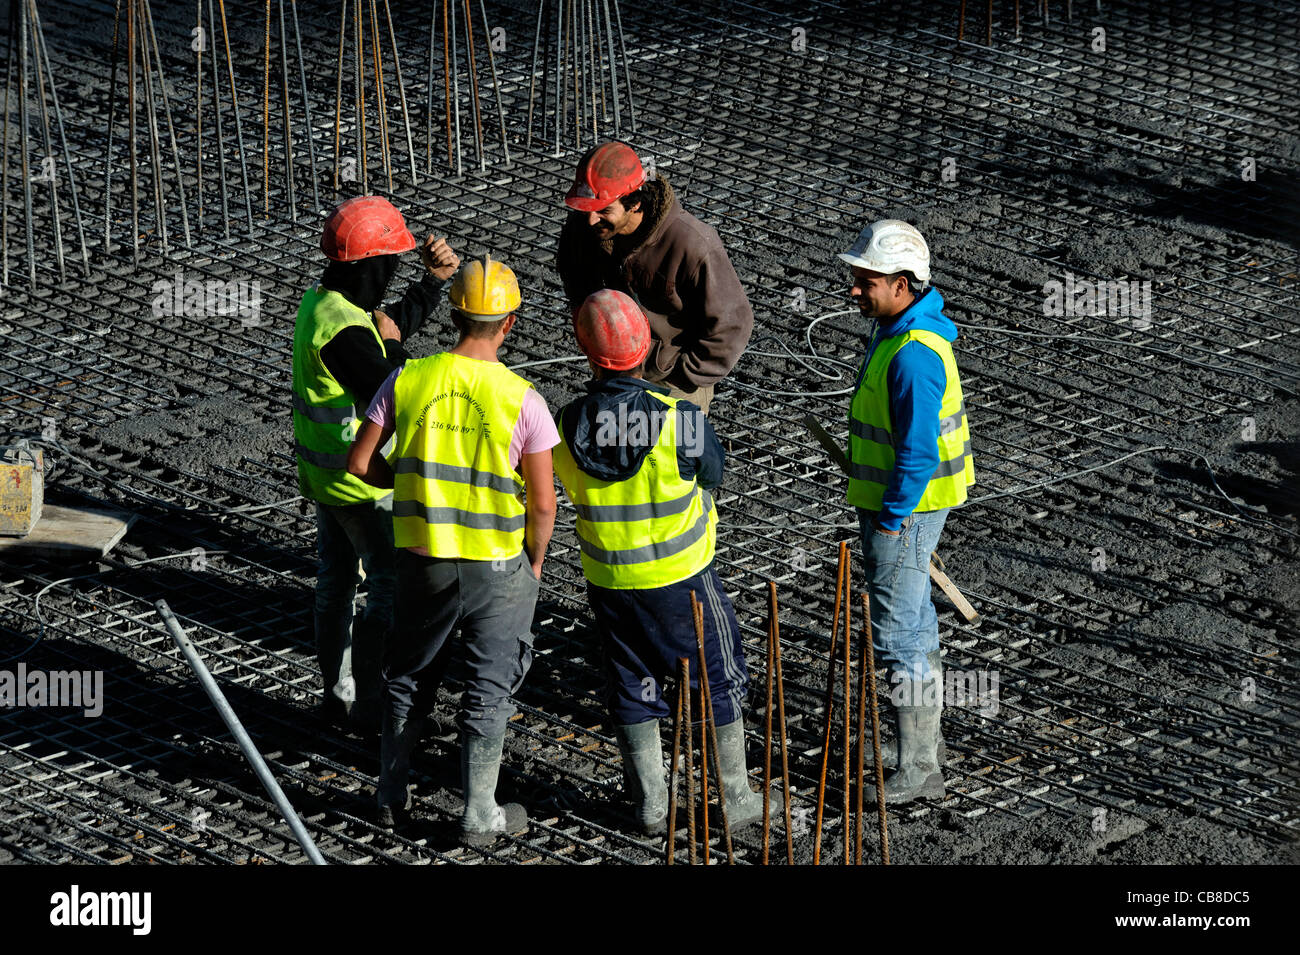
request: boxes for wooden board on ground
[0,504,134,561]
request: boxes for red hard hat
[565,142,647,212]
[575,290,651,371]
[321,196,417,262]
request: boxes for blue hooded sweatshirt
[856,287,960,531]
[556,376,724,489]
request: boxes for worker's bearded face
[586,198,640,238]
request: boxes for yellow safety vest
[390,352,532,559]
[292,286,390,506]
[847,328,975,512]
[553,391,717,590]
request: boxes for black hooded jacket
[317,254,448,408]
[557,376,725,489]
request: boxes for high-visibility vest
[553,391,717,590]
[847,328,975,512]
[292,286,391,506]
[390,352,532,559]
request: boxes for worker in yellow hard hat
[348,254,559,844]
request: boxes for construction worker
[293,195,459,731]
[840,220,975,805]
[555,141,754,414]
[347,254,558,844]
[551,289,776,835]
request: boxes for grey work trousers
[382,549,540,739]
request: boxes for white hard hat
[838,219,931,284]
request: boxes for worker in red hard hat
[292,195,460,734]
[551,289,779,835]
[555,141,754,415]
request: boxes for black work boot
[614,721,668,835]
[460,732,529,848]
[377,713,422,828]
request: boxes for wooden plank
[0,504,134,561]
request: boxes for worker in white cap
[839,220,975,805]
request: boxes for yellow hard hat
[449,253,521,320]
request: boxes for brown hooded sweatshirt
[555,176,754,392]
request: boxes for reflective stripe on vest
[847,328,975,512]
[291,286,390,506]
[390,352,532,559]
[553,391,718,590]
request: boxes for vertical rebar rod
[611,0,634,132]
[207,0,229,237]
[35,0,92,277]
[762,582,776,865]
[138,0,169,253]
[525,0,543,148]
[1,15,14,285]
[842,574,852,864]
[381,0,417,183]
[337,0,350,191]
[773,583,794,865]
[195,0,203,224]
[601,0,619,136]
[692,590,734,865]
[354,0,366,192]
[101,0,123,253]
[812,540,848,865]
[854,593,867,865]
[278,0,297,221]
[218,0,254,231]
[443,0,453,170]
[586,0,597,139]
[368,0,392,191]
[958,0,966,41]
[682,653,696,866]
[289,0,318,210]
[425,0,435,174]
[479,0,510,166]
[568,0,578,149]
[864,593,889,865]
[262,0,270,213]
[987,0,993,44]
[462,0,483,172]
[126,0,138,264]
[144,0,192,245]
[695,603,709,867]
[449,0,461,176]
[25,0,64,282]
[156,600,327,866]
[553,0,563,156]
[539,0,551,145]
[666,656,687,865]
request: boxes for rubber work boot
[614,721,668,835]
[460,732,529,848]
[377,714,422,828]
[864,651,947,769]
[714,718,784,829]
[868,675,945,806]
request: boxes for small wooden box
[0,447,44,537]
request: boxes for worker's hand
[374,309,401,342]
[420,235,460,281]
[874,521,900,536]
[530,559,544,581]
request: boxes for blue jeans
[315,496,396,711]
[857,507,950,683]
